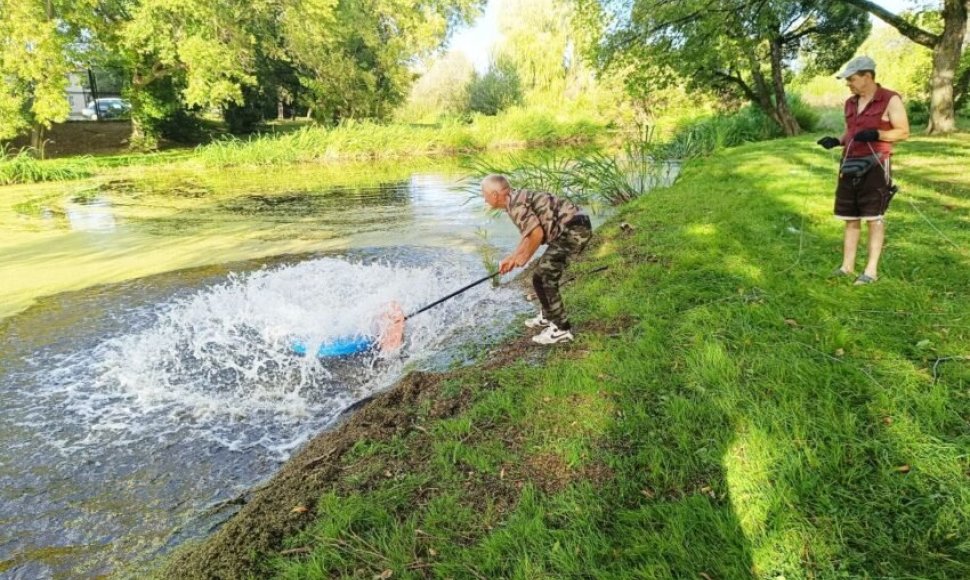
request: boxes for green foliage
[495,0,571,97]
[190,111,604,167]
[467,126,677,206]
[589,0,869,135]
[468,58,523,116]
[0,145,92,185]
[0,0,84,140]
[1,0,483,146]
[398,51,475,122]
[796,23,935,111]
[658,94,819,159]
[286,0,483,124]
[788,93,820,132]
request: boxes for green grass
[263,132,970,578]
[0,146,93,185]
[655,95,820,160]
[192,110,604,168]
[0,109,605,185]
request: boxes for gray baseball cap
[836,55,876,79]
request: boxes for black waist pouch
[840,155,879,177]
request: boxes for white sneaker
[524,313,551,329]
[532,324,574,345]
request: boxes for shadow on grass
[165,135,969,579]
[567,138,970,577]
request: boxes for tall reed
[0,145,92,185]
[466,124,679,206]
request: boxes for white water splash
[37,257,521,458]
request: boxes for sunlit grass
[0,110,605,185]
[261,132,970,579]
[0,145,93,185]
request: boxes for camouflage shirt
[506,189,581,244]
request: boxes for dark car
[81,98,131,120]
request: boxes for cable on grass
[906,197,965,253]
[932,356,970,384]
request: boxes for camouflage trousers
[532,221,592,331]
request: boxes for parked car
[81,98,131,120]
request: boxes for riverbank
[160,133,970,578]
[0,109,606,186]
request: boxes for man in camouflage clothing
[481,174,592,344]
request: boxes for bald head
[481,174,511,209]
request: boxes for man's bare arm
[499,226,544,274]
[880,95,910,142]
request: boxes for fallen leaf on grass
[897,465,911,474]
[640,488,655,499]
[883,416,893,426]
[500,467,506,480]
[375,570,393,580]
[835,348,845,357]
[290,505,309,514]
[784,318,799,327]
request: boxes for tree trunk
[277,98,285,121]
[129,69,159,151]
[926,0,968,134]
[954,65,970,112]
[742,44,796,134]
[29,125,45,158]
[770,39,801,136]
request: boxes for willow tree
[588,0,869,135]
[841,0,969,134]
[287,0,482,124]
[0,0,93,152]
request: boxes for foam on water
[32,257,518,459]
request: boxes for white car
[81,98,131,120]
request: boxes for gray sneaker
[524,313,551,329]
[532,324,574,345]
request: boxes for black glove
[854,129,880,142]
[816,136,840,149]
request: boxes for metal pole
[404,273,499,320]
[87,69,101,121]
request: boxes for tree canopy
[586,0,870,135]
[0,0,483,149]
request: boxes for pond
[2,157,582,578]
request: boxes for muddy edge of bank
[156,265,562,579]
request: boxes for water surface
[0,160,549,577]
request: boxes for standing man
[481,174,592,344]
[817,55,909,285]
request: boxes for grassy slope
[171,133,970,579]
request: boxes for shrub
[468,59,523,116]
